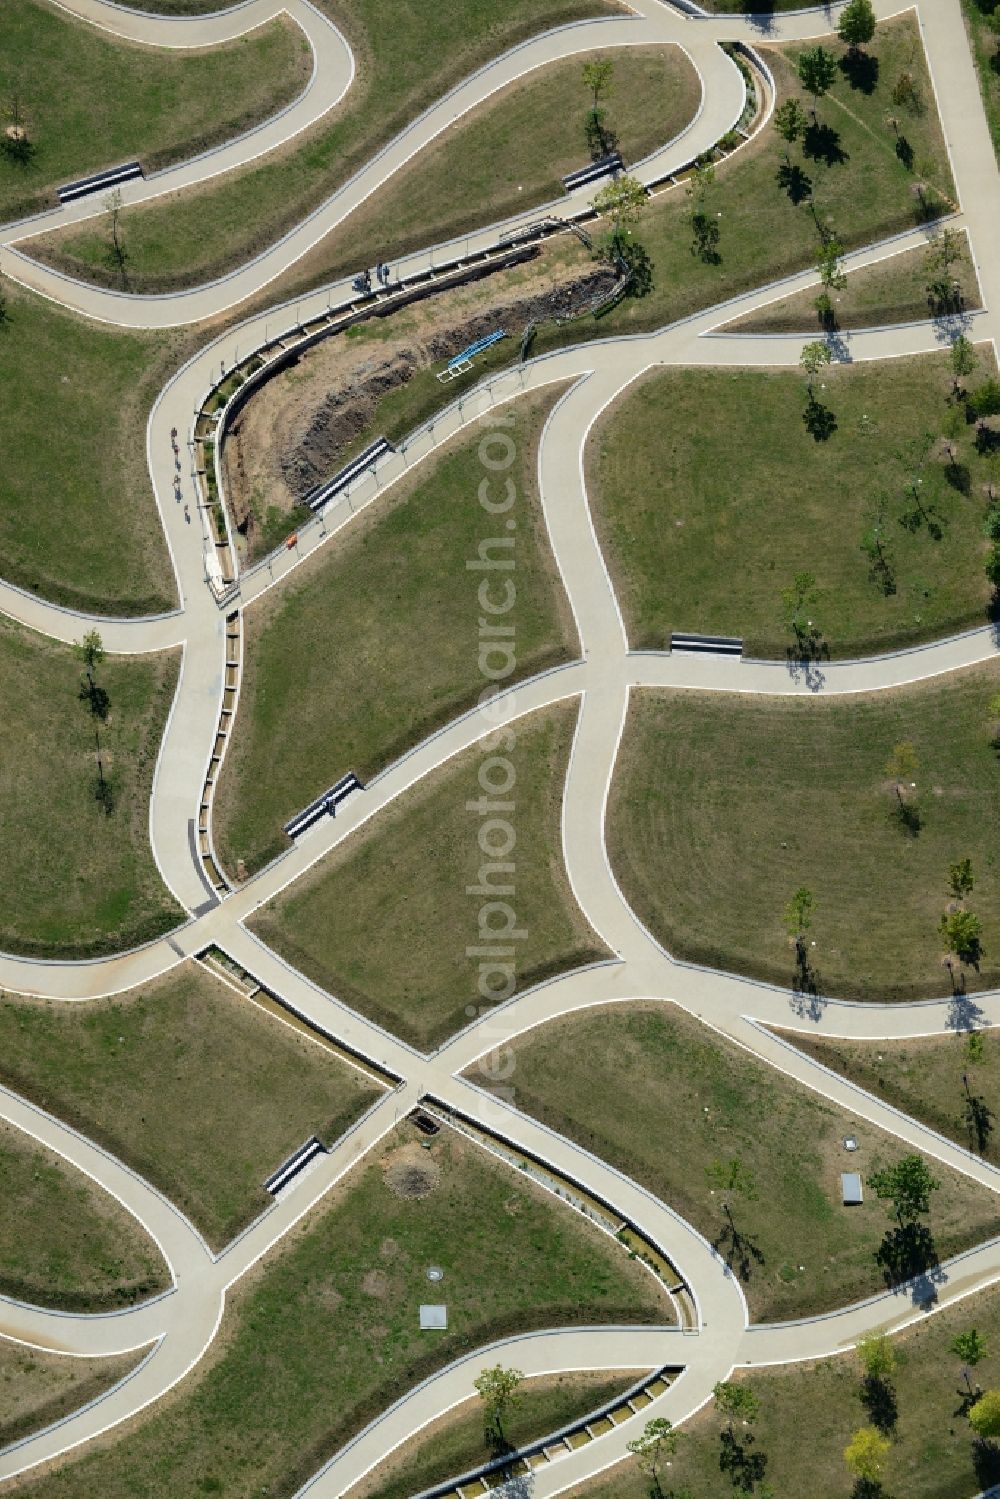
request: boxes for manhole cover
[426,1266,444,1282]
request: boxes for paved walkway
[1,0,1000,1494]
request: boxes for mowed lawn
[214,387,578,877]
[727,237,983,333]
[607,673,1000,1002]
[0,618,183,958]
[15,1125,669,1499]
[784,1027,1000,1171]
[531,16,957,353]
[207,44,702,299]
[24,0,620,291]
[0,285,178,614]
[0,1339,143,1452]
[251,703,608,1051]
[469,1004,1000,1322]
[575,1281,1000,1499]
[357,1372,638,1499]
[0,0,307,223]
[964,0,1000,162]
[591,353,997,657]
[0,1122,167,1311]
[0,962,383,1248]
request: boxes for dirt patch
[4,126,27,142]
[382,1143,442,1200]
[360,1268,391,1299]
[221,241,614,559]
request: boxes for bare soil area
[221,241,612,559]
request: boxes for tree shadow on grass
[839,50,880,94]
[776,160,813,205]
[713,1206,765,1286]
[803,121,849,166]
[964,1091,995,1155]
[860,1374,898,1435]
[875,1222,945,1304]
[803,395,837,442]
[973,1438,1000,1488]
[719,1430,768,1494]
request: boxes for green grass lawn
[726,237,983,333]
[572,1281,1000,1499]
[590,352,998,658]
[0,284,180,614]
[0,0,307,225]
[214,386,578,877]
[251,703,608,1051]
[0,1341,143,1451]
[75,42,700,295]
[0,1122,167,1311]
[355,1372,638,1499]
[963,0,1000,163]
[0,962,382,1249]
[0,617,183,958]
[23,0,621,291]
[607,672,1000,1003]
[15,1123,669,1499]
[782,1027,1000,1171]
[469,1003,1000,1322]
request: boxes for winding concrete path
[2,0,1000,1494]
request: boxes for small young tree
[713,1381,760,1434]
[838,0,877,53]
[884,739,918,810]
[953,1329,988,1368]
[591,173,647,251]
[582,58,614,114]
[797,46,838,116]
[950,333,977,398]
[940,909,983,964]
[844,1426,891,1483]
[105,187,127,285]
[782,570,819,651]
[800,340,832,386]
[948,857,975,901]
[816,236,847,292]
[774,98,807,157]
[75,628,105,681]
[969,1389,1000,1439]
[685,162,721,264]
[857,1332,897,1383]
[869,1154,940,1225]
[626,1417,679,1496]
[473,1364,523,1445]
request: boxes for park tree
[797,46,838,116]
[800,340,832,386]
[626,1417,679,1496]
[940,908,983,964]
[685,161,721,263]
[838,0,877,52]
[948,857,975,901]
[784,886,815,943]
[474,1364,523,1445]
[816,236,847,292]
[713,1381,760,1434]
[2,90,31,163]
[844,1426,890,1483]
[950,334,977,398]
[781,570,820,653]
[884,739,918,812]
[925,227,966,314]
[75,628,109,721]
[953,1329,988,1369]
[869,1154,939,1225]
[582,57,614,114]
[104,187,128,287]
[861,491,895,596]
[774,98,807,156]
[857,1332,896,1383]
[969,1388,1000,1439]
[592,173,647,251]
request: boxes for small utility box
[841,1172,863,1206]
[419,1305,448,1330]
